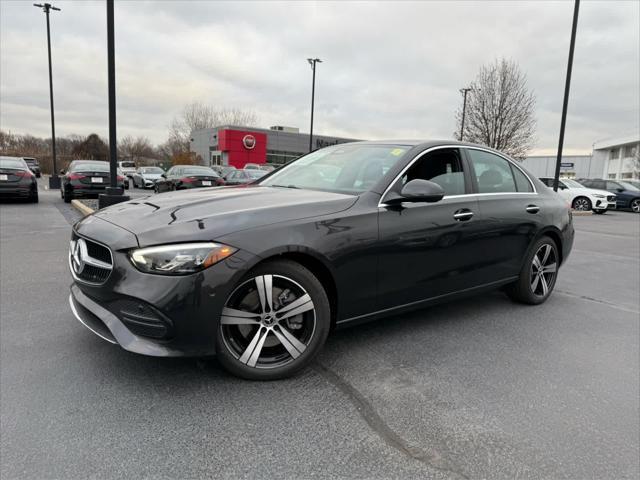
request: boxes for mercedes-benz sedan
[68,141,574,380]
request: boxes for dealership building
[521,134,639,180]
[190,125,359,169]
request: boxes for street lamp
[307,58,322,152]
[459,87,473,142]
[553,0,580,192]
[33,2,61,189]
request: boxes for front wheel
[630,198,640,213]
[572,196,591,211]
[506,236,559,305]
[215,260,331,380]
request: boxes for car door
[464,147,542,282]
[377,147,481,309]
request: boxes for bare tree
[167,102,258,154]
[119,135,156,161]
[454,59,536,160]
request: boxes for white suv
[539,177,616,214]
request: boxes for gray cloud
[1,0,638,154]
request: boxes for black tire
[592,209,606,214]
[506,236,559,305]
[63,189,72,203]
[30,192,39,203]
[572,196,591,211]
[215,260,331,380]
[630,198,640,214]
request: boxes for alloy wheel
[631,199,640,213]
[572,198,590,211]
[220,275,316,369]
[530,244,557,297]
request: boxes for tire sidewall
[524,237,559,304]
[215,260,331,380]
[572,196,591,211]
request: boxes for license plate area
[91,177,104,183]
[202,180,212,186]
[0,174,7,181]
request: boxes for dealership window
[267,149,302,165]
[623,144,637,158]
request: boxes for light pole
[307,58,322,152]
[553,0,580,192]
[33,2,61,189]
[99,0,129,208]
[459,87,472,141]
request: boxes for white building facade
[592,134,639,180]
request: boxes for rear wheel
[506,236,559,305]
[29,192,39,203]
[572,196,591,211]
[63,189,73,203]
[630,198,640,213]
[215,260,331,380]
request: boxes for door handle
[526,205,540,214]
[453,209,474,221]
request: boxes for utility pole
[99,0,129,208]
[33,2,61,188]
[553,0,580,192]
[459,87,472,142]
[307,58,322,152]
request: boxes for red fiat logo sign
[243,134,256,150]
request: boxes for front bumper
[68,217,255,356]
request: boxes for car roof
[334,139,507,152]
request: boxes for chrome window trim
[378,144,537,208]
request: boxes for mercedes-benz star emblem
[71,239,85,274]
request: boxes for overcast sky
[1,0,638,154]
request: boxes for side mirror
[385,179,445,204]
[161,173,167,178]
[559,185,567,190]
[617,188,624,192]
[59,169,65,175]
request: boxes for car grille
[69,233,113,285]
[109,298,172,339]
[607,195,616,202]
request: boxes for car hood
[572,187,612,196]
[93,186,358,247]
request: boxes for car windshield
[24,158,38,165]
[260,144,409,194]
[246,169,266,179]
[71,162,110,172]
[183,167,219,177]
[0,158,27,169]
[141,167,163,174]
[618,181,640,191]
[562,179,584,188]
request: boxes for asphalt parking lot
[1,179,639,479]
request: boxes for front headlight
[130,242,236,275]
[593,194,605,198]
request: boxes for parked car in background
[223,168,267,185]
[61,160,125,203]
[67,141,574,380]
[243,163,262,170]
[154,165,224,193]
[131,166,164,189]
[538,177,615,214]
[212,165,236,178]
[260,164,276,172]
[576,178,640,213]
[23,157,41,178]
[117,161,137,178]
[0,156,38,202]
[117,169,129,189]
[622,179,640,190]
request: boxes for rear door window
[467,149,517,193]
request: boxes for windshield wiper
[270,184,299,189]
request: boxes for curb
[71,199,95,217]
[571,210,593,216]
